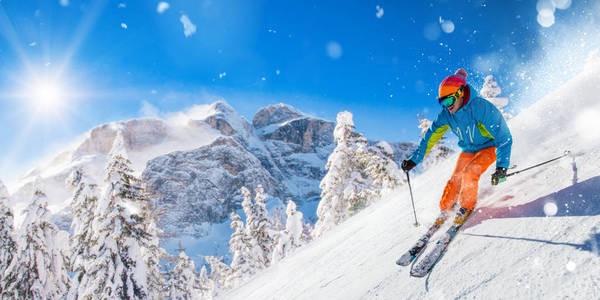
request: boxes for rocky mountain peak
[252,103,304,129]
[210,101,235,113]
[73,118,169,157]
[202,101,252,138]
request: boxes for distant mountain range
[9,101,419,239]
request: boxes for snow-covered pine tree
[272,200,305,264]
[0,180,17,292]
[2,189,70,299]
[301,223,314,244]
[480,74,502,99]
[166,250,203,300]
[204,256,232,296]
[480,74,512,119]
[284,200,304,249]
[80,131,151,299]
[248,185,276,268]
[314,111,371,237]
[240,187,268,269]
[271,206,285,232]
[66,168,101,300]
[270,229,290,264]
[139,197,167,299]
[417,114,434,137]
[360,141,402,196]
[198,266,214,300]
[228,210,258,287]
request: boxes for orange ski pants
[440,147,496,211]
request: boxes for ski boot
[434,210,449,225]
[453,207,472,225]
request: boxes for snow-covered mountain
[8,102,419,243]
[223,57,600,298]
[9,102,329,232]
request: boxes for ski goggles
[438,85,465,108]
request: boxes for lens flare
[33,81,63,109]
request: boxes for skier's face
[447,95,463,114]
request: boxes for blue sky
[0,0,599,185]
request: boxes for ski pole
[506,150,571,178]
[405,171,420,227]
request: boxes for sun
[25,77,70,116]
[32,81,64,109]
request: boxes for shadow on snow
[462,175,600,256]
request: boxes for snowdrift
[223,59,600,298]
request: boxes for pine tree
[140,199,167,299]
[198,266,214,300]
[360,142,402,196]
[228,210,257,287]
[272,200,305,263]
[481,74,512,119]
[204,256,232,295]
[240,187,267,269]
[248,185,275,267]
[284,200,304,248]
[167,250,203,300]
[271,229,290,264]
[301,223,314,244]
[314,111,371,237]
[2,189,70,299]
[480,74,502,99]
[66,168,101,300]
[0,180,17,293]
[81,132,151,299]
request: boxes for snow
[326,42,343,60]
[180,15,197,37]
[223,56,600,298]
[157,2,170,14]
[375,6,384,19]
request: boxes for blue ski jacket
[409,86,513,168]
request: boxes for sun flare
[23,77,71,116]
[33,81,64,109]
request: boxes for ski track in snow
[223,60,600,298]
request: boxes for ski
[409,221,465,277]
[396,213,447,266]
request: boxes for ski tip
[409,270,429,278]
[396,260,411,266]
[396,255,413,266]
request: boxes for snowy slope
[223,58,600,298]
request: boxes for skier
[401,68,512,225]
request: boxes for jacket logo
[456,125,477,143]
[465,125,476,143]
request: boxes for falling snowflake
[439,17,455,34]
[543,201,558,216]
[375,5,384,19]
[326,41,343,59]
[566,261,576,272]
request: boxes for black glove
[401,160,416,172]
[491,167,507,185]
